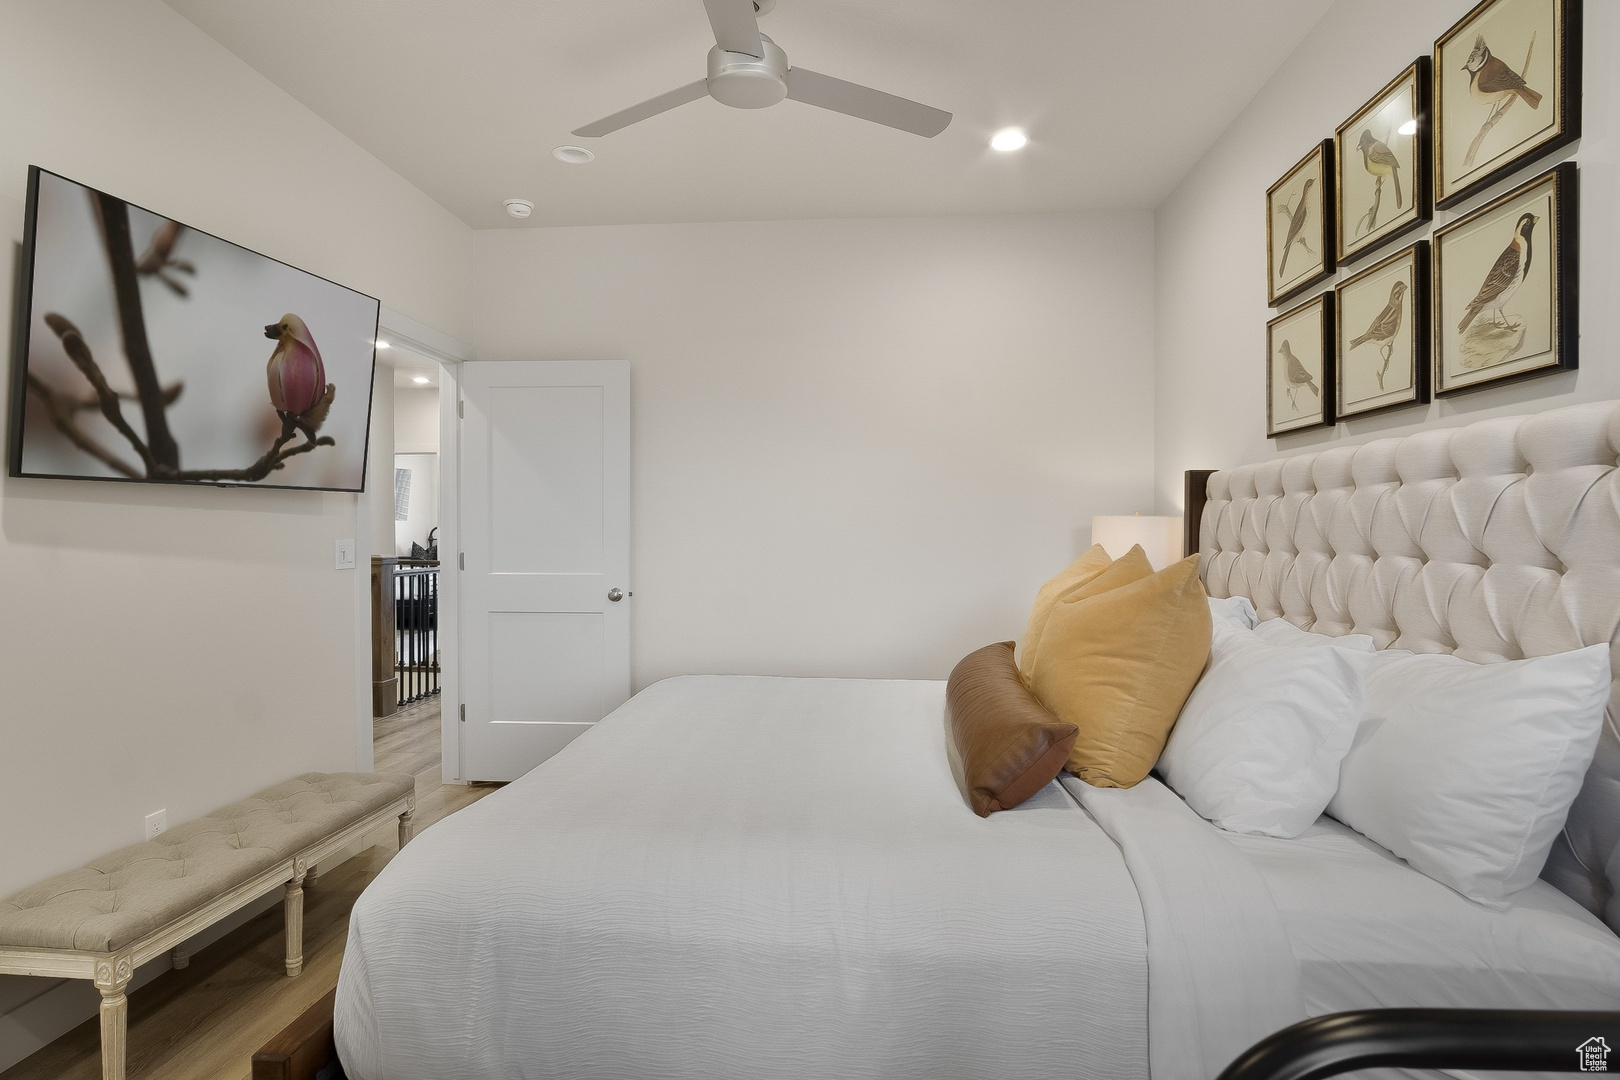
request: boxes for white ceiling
[165,0,1333,230]
[381,344,442,388]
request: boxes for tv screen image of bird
[8,167,379,491]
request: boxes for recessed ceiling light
[552,145,595,165]
[1398,119,1418,136]
[990,127,1028,152]
[412,375,430,385]
[504,198,535,219]
[375,340,392,349]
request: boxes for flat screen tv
[8,166,378,491]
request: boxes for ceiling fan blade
[702,0,763,57]
[572,79,710,137]
[785,67,951,137]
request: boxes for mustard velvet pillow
[1028,553,1212,788]
[1016,544,1114,683]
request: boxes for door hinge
[459,551,465,570]
[459,704,466,723]
[458,399,464,418]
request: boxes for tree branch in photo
[24,372,142,479]
[93,192,181,469]
[169,385,337,483]
[42,312,154,472]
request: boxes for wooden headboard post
[1183,469,1216,559]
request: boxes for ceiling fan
[571,0,952,139]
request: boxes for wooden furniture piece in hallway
[0,774,414,1080]
[370,556,400,718]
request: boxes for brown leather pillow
[947,642,1078,817]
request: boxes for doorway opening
[372,347,444,778]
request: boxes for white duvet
[336,676,1620,1080]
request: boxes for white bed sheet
[1226,815,1620,1080]
[336,676,1153,1080]
[1225,816,1620,1015]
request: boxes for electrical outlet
[335,538,357,570]
[144,809,168,841]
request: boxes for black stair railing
[394,562,439,707]
[1218,1009,1620,1080]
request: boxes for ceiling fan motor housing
[707,34,788,109]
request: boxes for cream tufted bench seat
[0,771,416,1080]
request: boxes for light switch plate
[335,538,357,570]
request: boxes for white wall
[1154,0,1618,511]
[0,1,471,1067]
[367,372,397,558]
[394,387,441,454]
[474,213,1157,688]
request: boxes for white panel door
[459,360,630,781]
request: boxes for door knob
[607,588,623,602]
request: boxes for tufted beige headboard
[1197,399,1620,934]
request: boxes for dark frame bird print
[1335,242,1430,420]
[1434,0,1581,210]
[1266,292,1335,437]
[1335,60,1432,266]
[1432,162,1577,395]
[1266,141,1336,307]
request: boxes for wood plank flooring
[0,697,497,1080]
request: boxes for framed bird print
[1266,292,1334,437]
[1434,0,1581,209]
[1432,162,1576,395]
[1335,59,1431,265]
[1335,242,1429,420]
[1266,141,1335,307]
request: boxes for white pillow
[1159,621,1372,838]
[1327,643,1611,909]
[1252,617,1376,653]
[1208,594,1258,630]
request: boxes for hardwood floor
[0,696,497,1080]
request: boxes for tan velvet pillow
[1029,553,1211,788]
[1016,544,1114,683]
[947,642,1078,817]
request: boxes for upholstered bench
[0,772,415,1080]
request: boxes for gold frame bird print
[1267,293,1335,437]
[1434,0,1580,209]
[1335,242,1430,420]
[1266,141,1335,307]
[1433,163,1576,395]
[1335,60,1431,265]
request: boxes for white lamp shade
[1091,515,1183,571]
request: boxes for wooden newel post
[371,556,399,717]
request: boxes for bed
[334,400,1620,1080]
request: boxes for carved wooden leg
[398,797,417,848]
[284,860,307,977]
[169,943,190,970]
[94,955,134,1080]
[303,865,319,890]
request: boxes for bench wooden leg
[304,865,318,890]
[94,955,133,1080]
[398,796,416,849]
[170,943,191,970]
[284,860,306,978]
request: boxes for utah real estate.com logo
[1578,1036,1611,1072]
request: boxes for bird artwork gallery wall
[0,0,474,1068]
[474,212,1157,690]
[1152,0,1619,512]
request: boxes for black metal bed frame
[1218,1009,1620,1080]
